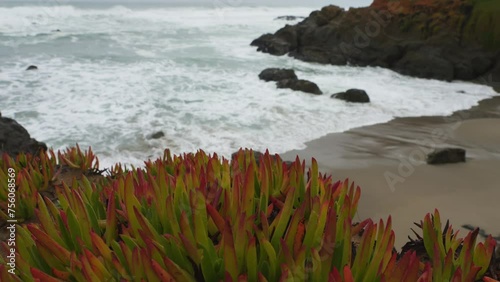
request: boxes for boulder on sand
[426,148,466,165]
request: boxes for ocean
[0,1,497,168]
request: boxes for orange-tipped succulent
[0,147,497,281]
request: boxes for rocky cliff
[251,0,500,86]
[0,113,47,157]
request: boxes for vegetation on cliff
[371,0,500,49]
[465,0,500,49]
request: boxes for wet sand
[282,96,500,248]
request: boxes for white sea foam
[0,4,497,168]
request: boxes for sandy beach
[282,96,500,248]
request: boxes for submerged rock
[331,89,370,103]
[0,116,47,157]
[26,65,38,71]
[148,131,165,139]
[277,79,322,95]
[259,68,298,82]
[427,148,466,165]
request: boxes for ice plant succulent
[57,144,99,172]
[0,151,58,222]
[0,145,100,224]
[403,209,497,282]
[0,147,497,281]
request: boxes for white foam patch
[0,4,497,168]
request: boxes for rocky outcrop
[251,0,500,84]
[277,79,323,95]
[259,68,323,95]
[0,114,47,157]
[332,89,370,103]
[258,68,298,82]
[427,148,466,165]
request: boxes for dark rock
[290,47,342,65]
[480,60,500,91]
[393,50,455,81]
[0,116,47,157]
[312,6,345,26]
[259,68,297,82]
[277,79,322,95]
[331,89,370,103]
[275,16,305,21]
[451,53,495,80]
[426,148,466,165]
[26,65,38,71]
[149,131,165,139]
[251,33,292,56]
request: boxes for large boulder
[426,148,466,165]
[277,79,323,95]
[331,89,370,103]
[259,68,298,82]
[0,115,47,157]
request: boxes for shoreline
[281,95,500,248]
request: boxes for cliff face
[371,0,500,49]
[251,0,500,85]
[0,114,47,157]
